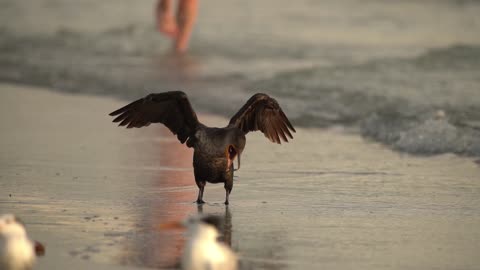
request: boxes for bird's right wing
[109,91,199,146]
[228,93,295,144]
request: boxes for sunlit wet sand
[1,84,479,270]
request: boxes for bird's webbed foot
[195,199,206,204]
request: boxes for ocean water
[1,0,480,156]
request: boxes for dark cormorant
[109,92,295,204]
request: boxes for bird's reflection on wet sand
[196,204,233,247]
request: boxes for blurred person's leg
[156,0,178,38]
[175,0,198,53]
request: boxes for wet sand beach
[1,84,479,269]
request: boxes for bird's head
[225,131,246,172]
[0,214,27,238]
[0,214,46,256]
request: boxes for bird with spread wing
[109,92,295,204]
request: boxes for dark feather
[228,93,296,144]
[109,91,199,147]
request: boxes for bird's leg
[224,175,233,205]
[224,187,231,205]
[195,185,205,204]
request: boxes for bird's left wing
[228,93,295,144]
[109,91,199,146]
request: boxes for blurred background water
[1,0,480,156]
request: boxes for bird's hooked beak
[235,151,241,171]
[158,220,184,231]
[34,241,45,256]
[226,145,240,172]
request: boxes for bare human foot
[156,0,179,38]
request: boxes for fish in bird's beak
[158,221,184,231]
[226,145,238,172]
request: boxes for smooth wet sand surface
[1,84,479,270]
